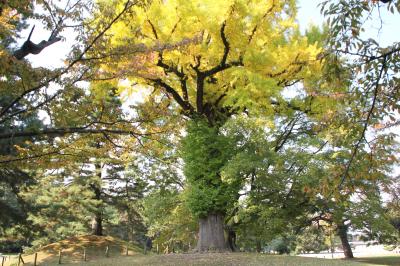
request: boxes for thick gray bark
[197,213,229,252]
[337,224,354,259]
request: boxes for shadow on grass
[69,253,376,266]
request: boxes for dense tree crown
[91,0,324,122]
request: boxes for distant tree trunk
[146,237,152,250]
[165,244,169,254]
[197,213,229,252]
[256,240,262,253]
[91,212,103,236]
[91,162,103,236]
[337,223,353,259]
[227,227,238,251]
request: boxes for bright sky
[297,0,400,46]
[297,0,325,32]
[24,1,400,68]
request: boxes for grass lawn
[3,236,398,266]
[2,235,142,266]
[5,252,399,265]
[58,253,384,266]
[352,256,400,266]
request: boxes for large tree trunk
[337,224,353,259]
[197,213,229,252]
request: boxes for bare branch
[0,127,146,140]
[13,25,62,60]
[156,54,191,105]
[151,78,193,113]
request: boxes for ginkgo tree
[84,0,334,251]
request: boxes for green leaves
[181,118,238,217]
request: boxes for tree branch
[195,21,243,114]
[338,55,387,189]
[1,0,134,120]
[0,150,63,164]
[247,2,275,44]
[147,19,159,40]
[274,116,299,152]
[270,98,314,115]
[151,79,193,113]
[0,127,146,140]
[13,25,62,60]
[202,21,243,77]
[157,54,191,106]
